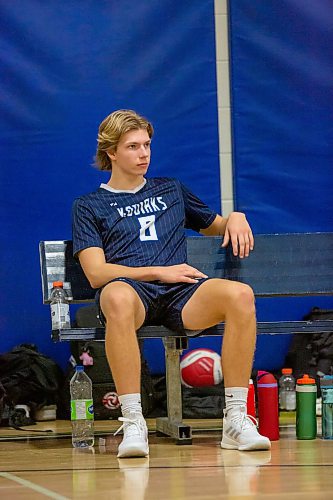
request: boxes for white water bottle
[50,281,70,330]
[70,366,94,448]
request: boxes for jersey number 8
[138,215,158,241]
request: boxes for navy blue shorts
[95,277,212,336]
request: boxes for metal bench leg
[155,337,192,445]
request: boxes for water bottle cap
[53,281,64,287]
[257,371,277,384]
[297,374,315,384]
[282,368,292,375]
[75,365,84,372]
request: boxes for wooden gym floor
[0,416,333,499]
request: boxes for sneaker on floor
[115,412,149,458]
[221,406,271,451]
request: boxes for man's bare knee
[227,283,255,316]
[100,283,138,322]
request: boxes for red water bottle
[247,379,256,418]
[257,370,279,440]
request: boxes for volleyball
[102,391,120,410]
[180,348,222,388]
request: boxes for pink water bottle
[247,379,256,418]
[257,371,279,440]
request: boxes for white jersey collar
[100,179,147,194]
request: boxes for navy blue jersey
[72,177,217,266]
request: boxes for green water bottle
[296,374,317,440]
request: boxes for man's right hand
[156,264,208,284]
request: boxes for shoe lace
[225,407,258,430]
[114,416,145,437]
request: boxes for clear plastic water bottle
[50,281,70,330]
[70,365,94,448]
[279,368,296,411]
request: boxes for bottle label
[51,303,70,329]
[322,388,333,404]
[71,399,94,420]
[285,392,296,410]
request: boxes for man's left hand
[222,212,254,258]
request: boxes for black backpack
[57,340,156,420]
[285,307,333,393]
[0,344,64,426]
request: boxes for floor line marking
[0,471,70,500]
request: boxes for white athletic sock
[118,393,143,417]
[224,387,248,417]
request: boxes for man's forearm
[200,214,228,237]
[88,262,164,289]
[217,216,228,236]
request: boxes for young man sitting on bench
[72,109,271,458]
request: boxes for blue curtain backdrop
[228,0,333,368]
[229,0,333,233]
[0,1,220,367]
[2,1,332,374]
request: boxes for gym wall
[1,1,332,373]
[165,0,333,372]
[225,0,333,370]
[0,1,219,368]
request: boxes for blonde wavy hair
[94,109,154,171]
